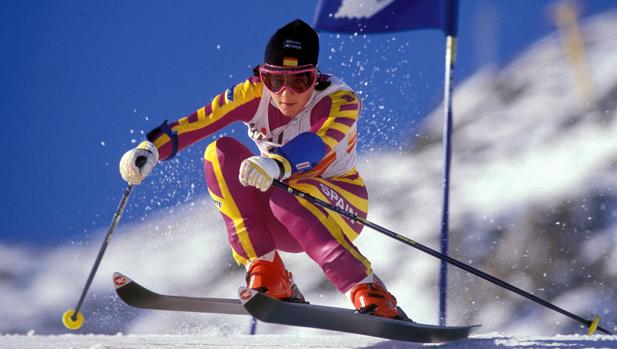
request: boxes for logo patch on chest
[296,161,311,171]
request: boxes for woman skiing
[119,19,407,320]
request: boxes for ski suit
[147,74,371,293]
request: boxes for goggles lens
[259,65,317,94]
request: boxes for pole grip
[135,155,148,169]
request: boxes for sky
[1,0,616,245]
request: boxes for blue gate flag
[314,0,458,36]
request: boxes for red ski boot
[350,282,410,321]
[246,252,305,303]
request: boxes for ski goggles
[259,64,317,94]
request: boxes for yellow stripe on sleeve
[321,135,339,150]
[152,134,171,149]
[328,122,351,135]
[314,90,360,150]
[174,79,263,135]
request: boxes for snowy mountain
[408,9,617,335]
[1,9,617,343]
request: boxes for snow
[1,333,617,349]
[1,8,617,349]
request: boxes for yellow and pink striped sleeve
[147,77,263,160]
[310,89,361,154]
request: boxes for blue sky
[1,0,615,245]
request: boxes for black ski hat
[264,19,319,68]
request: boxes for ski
[113,272,248,315]
[238,287,477,343]
[113,272,477,343]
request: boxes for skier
[119,19,408,320]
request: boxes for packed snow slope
[1,9,617,347]
[1,333,617,349]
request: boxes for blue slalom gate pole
[249,317,257,335]
[438,34,457,327]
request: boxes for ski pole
[272,180,612,335]
[249,316,258,335]
[62,182,136,330]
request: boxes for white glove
[119,141,159,185]
[239,156,283,192]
